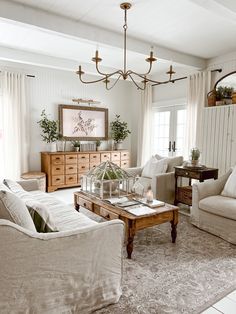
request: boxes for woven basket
[207,90,216,107]
[232,92,236,104]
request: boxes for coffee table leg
[127,221,135,259]
[171,221,177,243]
[75,204,80,212]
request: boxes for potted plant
[190,148,200,166]
[110,114,131,150]
[38,110,58,152]
[96,139,102,151]
[71,140,80,152]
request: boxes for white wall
[0,61,140,170]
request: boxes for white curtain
[137,84,152,166]
[184,71,211,159]
[0,71,29,180]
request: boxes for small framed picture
[58,105,108,140]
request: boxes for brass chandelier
[76,2,176,90]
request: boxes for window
[152,105,187,157]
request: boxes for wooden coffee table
[74,191,179,259]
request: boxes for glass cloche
[81,161,136,199]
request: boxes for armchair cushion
[0,190,36,232]
[141,156,168,178]
[221,166,236,198]
[199,195,236,220]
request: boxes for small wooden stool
[21,171,46,192]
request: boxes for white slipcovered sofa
[127,156,183,204]
[0,179,124,313]
[192,169,236,244]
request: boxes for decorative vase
[191,159,199,166]
[56,140,65,152]
[50,142,57,152]
[115,142,123,150]
[74,147,80,152]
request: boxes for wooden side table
[174,166,218,206]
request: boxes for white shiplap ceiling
[0,0,235,74]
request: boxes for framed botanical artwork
[58,105,108,140]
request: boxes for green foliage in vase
[191,148,200,161]
[110,114,131,143]
[216,86,234,100]
[96,139,102,147]
[71,140,80,147]
[37,110,58,143]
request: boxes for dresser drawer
[51,155,64,165]
[78,154,89,162]
[65,154,77,164]
[65,174,77,185]
[121,151,129,160]
[52,175,65,186]
[100,207,119,220]
[101,153,111,162]
[78,197,93,211]
[90,153,100,163]
[51,165,64,175]
[111,152,120,161]
[78,163,90,173]
[120,160,129,168]
[90,162,100,170]
[112,160,121,167]
[65,164,78,174]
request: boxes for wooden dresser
[41,150,130,192]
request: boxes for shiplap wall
[0,61,140,170]
[200,105,236,176]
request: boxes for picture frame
[58,105,108,140]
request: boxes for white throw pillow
[142,156,168,178]
[0,190,36,231]
[221,167,236,198]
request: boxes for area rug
[80,208,236,314]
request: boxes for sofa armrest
[126,166,143,177]
[0,219,124,312]
[192,170,231,201]
[151,172,175,204]
[191,170,232,225]
[17,179,40,191]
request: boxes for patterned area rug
[80,209,236,314]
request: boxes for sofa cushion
[155,155,183,172]
[3,179,24,193]
[221,166,236,198]
[26,200,58,233]
[29,190,97,231]
[142,156,168,178]
[199,195,236,220]
[0,190,36,231]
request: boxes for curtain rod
[0,71,35,78]
[152,68,222,87]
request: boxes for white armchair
[127,156,183,204]
[192,169,236,244]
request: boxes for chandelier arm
[128,74,146,90]
[105,74,122,90]
[129,72,165,84]
[78,74,108,84]
[126,61,153,78]
[95,62,124,78]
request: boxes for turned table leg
[171,210,178,243]
[126,220,136,259]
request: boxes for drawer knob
[105,214,110,219]
[82,156,85,159]
[56,178,60,181]
[56,168,60,170]
[56,157,60,160]
[83,202,86,207]
[69,177,73,180]
[185,172,189,175]
[69,167,73,169]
